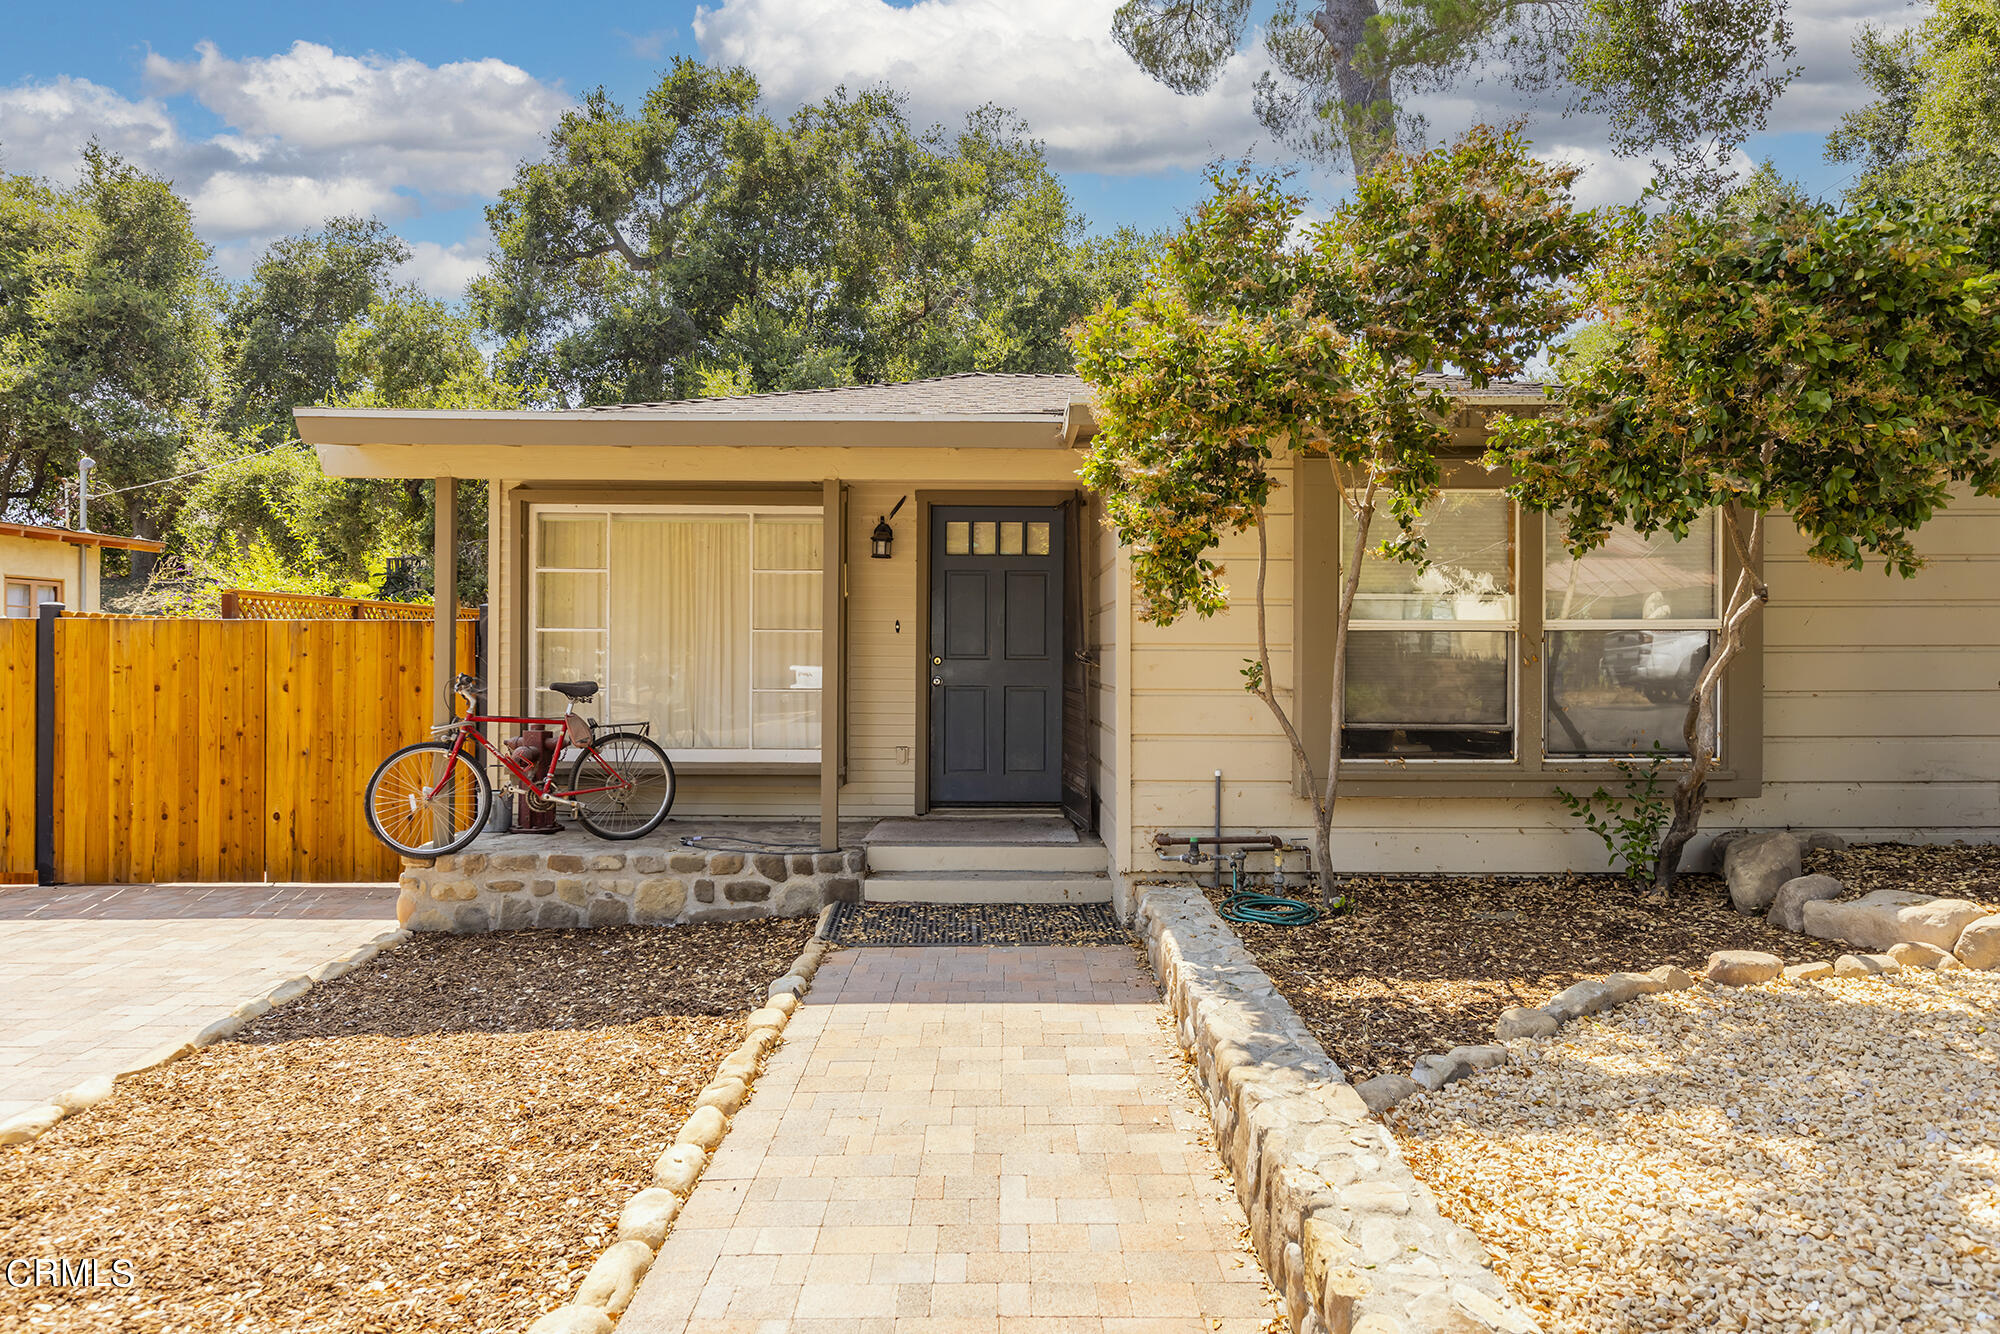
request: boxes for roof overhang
[0,521,164,553]
[297,407,1068,451]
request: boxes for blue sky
[0,1,1909,297]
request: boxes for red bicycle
[364,675,676,858]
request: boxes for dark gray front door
[929,505,1065,804]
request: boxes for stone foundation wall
[397,833,865,933]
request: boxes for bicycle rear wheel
[568,732,676,839]
[365,741,491,858]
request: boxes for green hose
[1220,890,1323,926]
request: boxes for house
[296,373,1998,915]
[0,521,163,617]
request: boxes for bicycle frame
[425,711,632,806]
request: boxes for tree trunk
[1320,461,1378,909]
[1311,0,1400,176]
[1652,511,1769,894]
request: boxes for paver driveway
[620,944,1276,1334]
[0,882,398,1120]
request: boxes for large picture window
[531,506,823,762]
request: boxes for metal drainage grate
[826,901,1127,947]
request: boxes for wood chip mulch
[1199,867,1819,1085]
[0,920,813,1334]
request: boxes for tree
[1828,0,2000,206]
[474,59,1155,405]
[1073,126,1596,890]
[1111,0,1799,191]
[0,145,218,567]
[221,217,411,442]
[1486,193,2000,894]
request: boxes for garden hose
[1220,890,1323,926]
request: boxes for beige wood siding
[1115,465,1999,876]
[1,536,97,611]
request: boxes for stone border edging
[1134,883,1537,1334]
[525,931,832,1334]
[0,927,415,1148]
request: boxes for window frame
[1292,455,1762,799]
[4,578,62,619]
[528,501,826,764]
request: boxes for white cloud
[694,0,1269,174]
[402,236,493,299]
[0,41,567,296]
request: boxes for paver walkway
[621,945,1276,1334]
[0,883,398,1119]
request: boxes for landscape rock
[1545,979,1615,1021]
[1768,874,1846,933]
[193,1015,245,1046]
[53,1074,116,1114]
[768,974,809,1000]
[1411,1052,1477,1091]
[1703,950,1785,986]
[1801,889,1989,952]
[1494,1007,1560,1041]
[1834,952,1901,977]
[1645,964,1696,991]
[526,1305,614,1334]
[574,1239,653,1314]
[1724,831,1803,913]
[267,977,313,1005]
[1952,915,2000,970]
[1446,1044,1509,1071]
[231,997,273,1021]
[694,1078,749,1116]
[1356,1074,1423,1113]
[652,1143,707,1195]
[0,1104,63,1145]
[1706,829,1754,872]
[1799,831,1849,852]
[615,1188,683,1248]
[675,1105,728,1152]
[1887,940,1955,969]
[118,1039,195,1077]
[743,1006,789,1032]
[1783,961,1835,981]
[768,992,800,1017]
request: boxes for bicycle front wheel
[365,741,491,858]
[568,732,676,840]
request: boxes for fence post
[34,601,62,885]
[219,590,240,619]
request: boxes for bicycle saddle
[549,680,599,700]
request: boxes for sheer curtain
[610,516,750,749]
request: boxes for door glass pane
[944,521,970,555]
[1025,522,1051,556]
[999,522,1023,555]
[754,572,821,629]
[753,691,821,748]
[971,521,998,555]
[608,516,750,749]
[754,516,821,570]
[1545,630,1708,755]
[1545,514,1717,621]
[536,571,605,629]
[1344,492,1515,621]
[1342,629,1512,759]
[539,516,605,568]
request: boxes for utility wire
[87,438,309,498]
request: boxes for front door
[929,505,1065,804]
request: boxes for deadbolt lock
[932,656,942,665]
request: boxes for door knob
[932,677,942,686]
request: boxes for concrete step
[863,871,1113,904]
[863,842,1109,875]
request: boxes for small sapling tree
[1489,194,2000,894]
[1073,126,1596,895]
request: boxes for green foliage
[1555,746,1673,881]
[473,60,1156,405]
[1075,125,1597,623]
[1488,195,2000,577]
[1829,0,2000,206]
[1113,0,1798,190]
[0,146,219,530]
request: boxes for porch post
[821,479,841,850]
[433,477,458,726]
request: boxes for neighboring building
[297,373,1999,910]
[0,522,163,617]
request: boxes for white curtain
[610,516,751,749]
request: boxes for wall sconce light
[871,495,907,559]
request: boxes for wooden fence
[2,613,475,885]
[219,587,483,622]
[2,621,34,883]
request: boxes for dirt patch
[0,920,813,1334]
[1201,869,1818,1083]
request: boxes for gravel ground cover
[1387,969,2000,1333]
[0,919,812,1334]
[1200,868,1813,1082]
